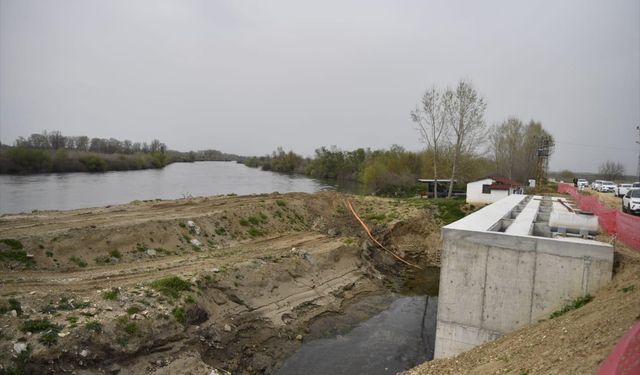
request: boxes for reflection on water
[0,161,335,214]
[277,267,441,375]
[277,296,438,375]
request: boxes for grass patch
[410,197,466,225]
[621,285,635,293]
[247,227,266,237]
[364,212,386,221]
[171,306,186,324]
[0,238,33,266]
[94,255,112,264]
[150,276,192,298]
[124,322,138,335]
[102,288,119,300]
[239,219,250,226]
[86,320,102,333]
[184,295,195,304]
[550,294,593,318]
[109,249,122,259]
[0,238,23,250]
[0,298,22,316]
[69,256,87,267]
[21,318,64,344]
[215,227,226,235]
[21,319,58,333]
[276,200,286,207]
[126,306,141,315]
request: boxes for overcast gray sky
[1,0,639,173]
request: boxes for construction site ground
[0,191,637,375]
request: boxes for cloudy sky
[1,0,638,173]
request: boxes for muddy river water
[0,161,336,214]
[277,268,440,375]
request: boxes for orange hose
[345,199,422,270]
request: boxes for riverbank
[0,192,443,374]
[0,148,173,174]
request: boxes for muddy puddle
[276,267,440,375]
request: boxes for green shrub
[79,154,108,172]
[150,276,192,298]
[124,322,138,335]
[171,307,186,324]
[239,219,250,226]
[69,256,87,267]
[550,294,593,318]
[86,320,102,333]
[247,227,266,237]
[21,319,58,333]
[109,249,122,259]
[103,288,119,300]
[215,227,226,235]
[0,239,23,250]
[0,298,22,316]
[126,306,141,315]
[276,200,286,207]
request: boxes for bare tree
[490,118,523,180]
[444,80,487,197]
[410,86,449,198]
[599,161,625,181]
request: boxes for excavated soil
[0,192,441,374]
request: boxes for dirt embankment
[0,192,441,374]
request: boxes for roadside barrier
[557,183,640,251]
[597,321,640,375]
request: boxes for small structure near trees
[466,176,523,204]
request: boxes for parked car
[617,183,634,197]
[592,180,603,190]
[577,178,588,188]
[633,182,640,188]
[622,188,640,215]
[599,181,617,193]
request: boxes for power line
[555,140,636,152]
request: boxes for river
[0,161,335,214]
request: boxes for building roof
[468,176,522,190]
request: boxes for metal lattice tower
[536,135,555,187]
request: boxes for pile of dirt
[404,243,640,375]
[0,192,442,374]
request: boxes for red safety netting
[597,321,640,375]
[558,183,640,251]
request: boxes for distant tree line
[13,130,167,154]
[243,80,554,197]
[243,145,495,196]
[0,131,241,174]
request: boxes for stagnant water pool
[276,267,439,375]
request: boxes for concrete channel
[435,194,613,358]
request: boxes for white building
[466,177,523,204]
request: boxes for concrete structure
[466,177,523,204]
[434,194,613,359]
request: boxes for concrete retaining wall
[434,195,613,358]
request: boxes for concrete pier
[434,194,613,358]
